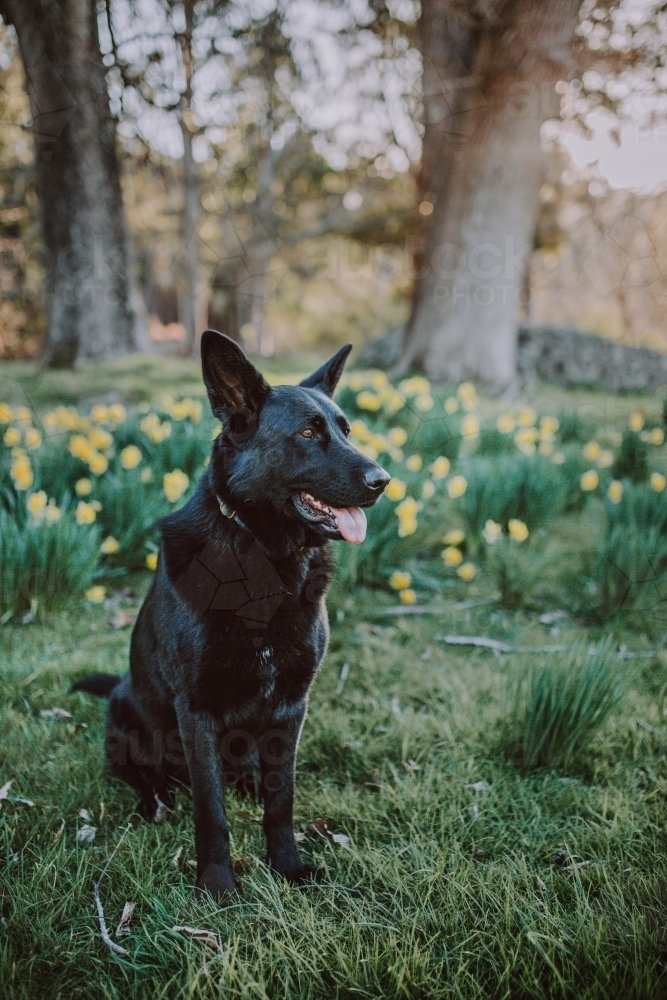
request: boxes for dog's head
[201,329,390,544]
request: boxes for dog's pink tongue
[331,506,367,544]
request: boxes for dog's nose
[364,468,391,492]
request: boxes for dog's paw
[195,862,239,902]
[273,862,321,886]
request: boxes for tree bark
[398,0,582,392]
[177,1,199,357]
[0,0,136,367]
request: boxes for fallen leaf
[153,796,170,824]
[0,780,12,807]
[232,810,262,824]
[13,797,34,807]
[79,808,92,822]
[40,708,72,720]
[171,846,183,869]
[109,611,135,631]
[534,875,547,891]
[563,860,595,872]
[551,850,567,867]
[67,722,88,735]
[467,781,490,793]
[365,769,381,792]
[539,611,567,625]
[77,824,97,844]
[390,697,402,718]
[331,833,351,850]
[115,901,136,938]
[186,859,197,869]
[420,646,432,661]
[402,760,421,773]
[468,804,480,820]
[172,925,221,951]
[233,857,252,873]
[307,818,331,840]
[294,832,307,843]
[472,848,486,861]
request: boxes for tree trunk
[1,0,136,367]
[398,0,582,392]
[178,1,199,357]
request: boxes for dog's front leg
[175,699,236,899]
[260,710,316,884]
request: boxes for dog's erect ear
[299,343,353,398]
[201,330,270,433]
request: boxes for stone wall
[358,325,667,392]
[517,325,667,393]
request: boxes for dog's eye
[301,428,314,438]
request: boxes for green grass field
[0,355,666,999]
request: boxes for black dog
[72,331,389,898]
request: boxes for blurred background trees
[0,0,666,385]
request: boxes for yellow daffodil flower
[389,571,411,591]
[580,469,599,491]
[447,475,467,499]
[607,480,623,504]
[508,518,529,542]
[457,563,476,582]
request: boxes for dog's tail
[70,673,122,698]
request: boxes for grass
[0,578,666,999]
[1,357,667,997]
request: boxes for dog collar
[216,495,250,533]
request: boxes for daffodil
[91,404,110,423]
[457,563,476,582]
[76,501,97,525]
[443,529,465,546]
[43,502,61,525]
[146,552,158,571]
[607,480,623,504]
[583,441,601,461]
[100,536,120,555]
[540,416,559,434]
[415,393,434,412]
[399,588,417,604]
[85,586,106,603]
[385,478,407,502]
[69,434,93,462]
[25,428,42,450]
[397,518,418,537]
[650,427,665,446]
[496,414,515,434]
[422,480,435,500]
[516,407,536,427]
[88,452,109,475]
[14,406,30,424]
[120,445,142,470]
[597,449,614,468]
[75,478,93,496]
[650,472,666,492]
[0,403,12,423]
[442,546,463,567]
[140,467,154,484]
[508,519,529,543]
[4,426,21,447]
[444,397,459,414]
[461,414,480,439]
[389,571,411,591]
[10,452,32,490]
[482,519,502,544]
[406,454,422,472]
[356,391,382,412]
[457,382,477,410]
[396,497,420,520]
[430,456,451,479]
[514,427,538,455]
[164,469,189,503]
[629,411,644,432]
[580,469,599,491]
[27,491,47,520]
[108,403,127,423]
[388,427,407,447]
[447,475,467,499]
[399,376,430,397]
[552,451,566,465]
[370,371,388,390]
[88,427,113,450]
[539,440,554,456]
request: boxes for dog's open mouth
[293,492,367,544]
